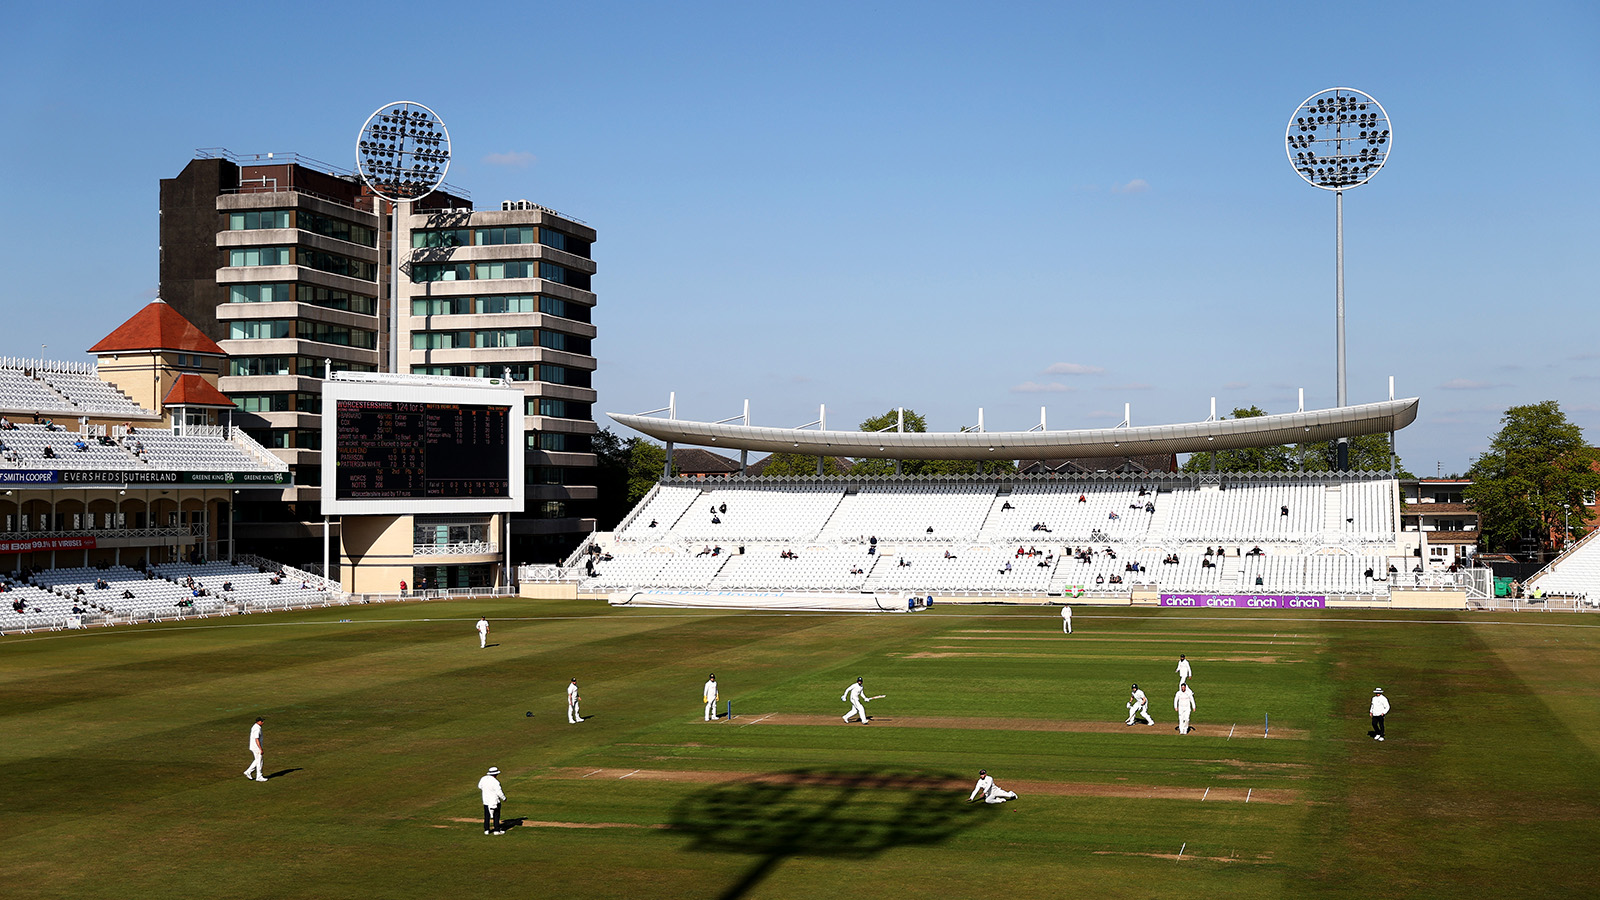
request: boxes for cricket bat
[867,694,887,700]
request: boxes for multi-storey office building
[159,152,598,575]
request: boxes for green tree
[1180,407,1408,475]
[1179,407,1294,473]
[847,408,1017,477]
[758,453,850,477]
[589,428,634,529]
[627,438,669,502]
[1466,401,1600,557]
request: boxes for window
[302,287,376,314]
[298,210,377,247]
[413,297,472,316]
[300,248,376,280]
[479,294,537,314]
[300,323,376,349]
[295,392,323,414]
[477,260,538,280]
[229,320,292,340]
[476,227,536,246]
[412,229,471,248]
[539,295,590,323]
[540,262,590,289]
[1585,491,1597,506]
[295,430,322,450]
[228,284,293,304]
[535,501,568,519]
[476,329,536,349]
[229,356,295,377]
[539,331,590,354]
[228,210,291,230]
[531,398,591,420]
[412,331,471,350]
[532,432,590,454]
[538,364,590,387]
[233,394,291,413]
[229,247,291,267]
[527,466,569,485]
[540,228,591,258]
[412,263,471,283]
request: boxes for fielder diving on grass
[968,769,1018,804]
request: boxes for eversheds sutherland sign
[47,471,290,485]
[1160,594,1327,609]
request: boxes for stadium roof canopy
[609,398,1419,461]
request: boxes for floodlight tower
[355,101,452,373]
[1285,87,1391,470]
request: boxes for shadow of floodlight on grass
[670,768,983,900]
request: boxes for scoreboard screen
[335,401,510,500]
[320,376,525,515]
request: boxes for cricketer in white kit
[1174,683,1197,734]
[968,769,1018,804]
[703,674,719,721]
[567,678,583,723]
[1126,684,1154,725]
[476,616,489,649]
[1175,654,1191,685]
[1061,605,1072,634]
[1369,688,1390,741]
[478,766,506,835]
[842,677,871,724]
[243,717,267,781]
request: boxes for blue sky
[3,1,1596,474]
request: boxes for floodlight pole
[390,202,404,373]
[1335,189,1348,471]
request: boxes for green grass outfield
[3,599,1598,900]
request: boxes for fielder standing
[1369,687,1390,741]
[243,716,267,782]
[1125,683,1154,726]
[842,677,871,724]
[476,616,490,649]
[478,766,506,835]
[1174,683,1196,734]
[567,678,583,724]
[967,769,1018,804]
[1175,654,1191,685]
[1061,605,1072,634]
[703,673,720,721]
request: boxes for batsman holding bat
[842,677,874,724]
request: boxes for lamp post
[1563,502,1571,551]
[1286,87,1392,471]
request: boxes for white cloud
[1111,178,1150,194]
[1045,362,1105,375]
[483,151,537,168]
[1010,381,1077,394]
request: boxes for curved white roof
[609,398,1419,461]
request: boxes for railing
[229,427,291,471]
[414,541,498,556]
[518,564,582,583]
[0,526,193,542]
[234,552,334,592]
[0,357,97,376]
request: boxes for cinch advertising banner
[0,536,98,554]
[1159,594,1327,609]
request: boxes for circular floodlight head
[356,101,451,202]
[1285,87,1391,191]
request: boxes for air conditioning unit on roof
[501,200,536,212]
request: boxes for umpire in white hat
[1368,688,1391,741]
[478,766,507,834]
